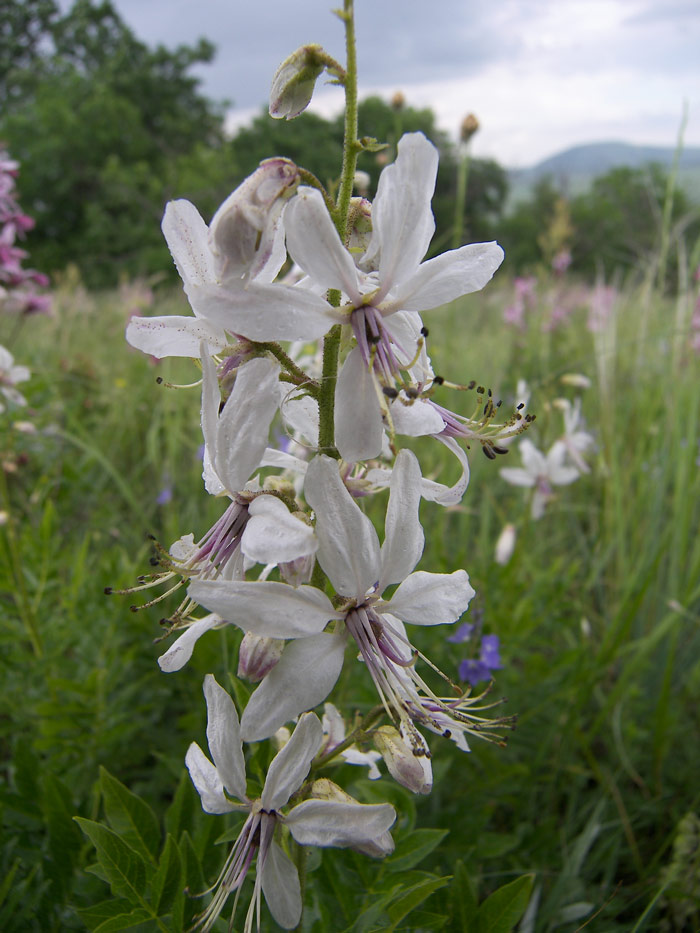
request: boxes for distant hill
[507,141,700,205]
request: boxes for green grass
[1,267,699,931]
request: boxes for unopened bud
[347,197,373,259]
[237,631,285,683]
[560,372,592,389]
[494,523,516,565]
[353,170,371,197]
[390,90,405,111]
[269,44,329,120]
[460,113,479,143]
[209,158,300,282]
[374,724,432,795]
[279,552,315,586]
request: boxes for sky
[65,0,700,167]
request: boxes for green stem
[317,0,359,458]
[255,341,319,392]
[451,144,471,250]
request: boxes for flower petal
[203,674,247,801]
[184,742,237,814]
[335,348,384,462]
[304,455,380,599]
[261,712,323,811]
[383,569,475,625]
[420,436,470,505]
[389,397,445,436]
[188,579,340,639]
[158,613,222,672]
[125,315,226,358]
[499,467,535,488]
[285,187,362,301]
[387,242,504,313]
[241,633,347,742]
[286,799,396,847]
[213,357,282,493]
[186,280,339,342]
[161,199,215,286]
[260,839,302,930]
[379,449,424,591]
[367,133,438,293]
[242,496,318,564]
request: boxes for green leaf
[179,831,206,928]
[387,828,449,873]
[11,738,42,816]
[475,874,535,933]
[93,908,152,932]
[77,899,139,930]
[386,874,450,930]
[100,766,161,864]
[450,859,479,931]
[164,770,196,841]
[74,817,148,906]
[151,834,183,916]
[41,772,83,898]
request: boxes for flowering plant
[108,2,531,927]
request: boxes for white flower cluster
[126,130,514,930]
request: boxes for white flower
[0,344,30,411]
[157,354,317,671]
[500,438,580,519]
[283,132,504,461]
[186,675,395,931]
[126,159,333,358]
[209,448,475,742]
[494,523,516,565]
[554,397,594,473]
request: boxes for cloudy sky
[79,0,700,167]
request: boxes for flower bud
[209,158,300,283]
[460,113,479,143]
[347,197,373,260]
[494,523,516,565]
[237,631,285,683]
[269,44,328,120]
[390,91,405,111]
[374,724,432,795]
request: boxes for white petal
[260,840,302,930]
[203,674,247,801]
[157,614,222,672]
[213,357,281,492]
[285,188,362,301]
[184,742,236,814]
[186,280,338,342]
[286,799,396,847]
[304,455,380,599]
[379,449,424,591]
[162,199,215,286]
[341,748,383,779]
[125,315,226,358]
[262,712,323,811]
[387,242,505,313]
[389,397,445,437]
[188,579,340,638]
[280,393,319,448]
[499,467,536,488]
[199,350,220,481]
[321,703,346,747]
[368,133,438,291]
[384,569,475,625]
[531,491,547,520]
[241,633,347,742]
[419,436,470,506]
[334,348,384,462]
[242,496,317,564]
[519,439,546,477]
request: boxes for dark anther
[443,729,452,739]
[468,380,476,390]
[150,557,159,566]
[382,386,398,399]
[156,376,163,384]
[432,375,444,385]
[517,402,524,410]
[147,533,156,541]
[482,445,497,460]
[496,399,502,407]
[492,446,509,456]
[104,586,113,595]
[488,388,492,397]
[405,387,419,399]
[129,605,139,612]
[420,326,429,337]
[477,385,485,394]
[367,333,381,345]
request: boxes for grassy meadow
[1,263,699,931]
